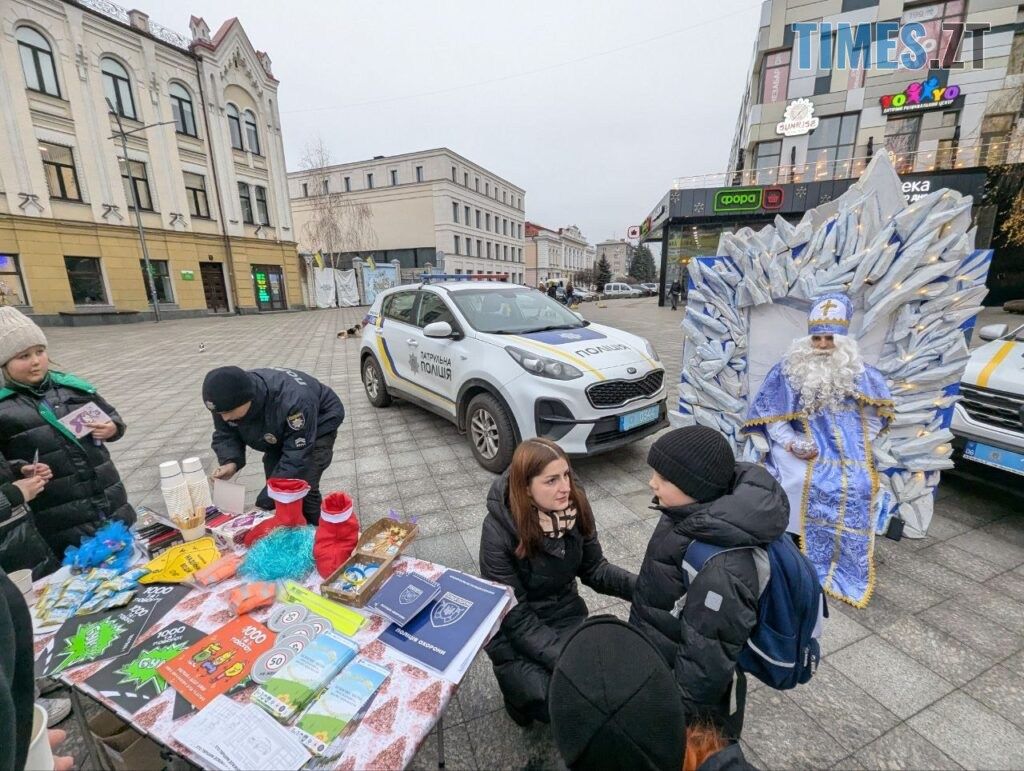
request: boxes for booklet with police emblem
[364,572,440,627]
[377,570,504,677]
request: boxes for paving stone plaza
[51,298,1024,770]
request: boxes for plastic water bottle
[159,460,194,523]
[182,456,213,511]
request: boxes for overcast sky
[136,0,763,244]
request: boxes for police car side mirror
[424,321,455,339]
[978,323,1008,342]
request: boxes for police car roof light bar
[419,273,510,284]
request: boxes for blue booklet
[378,570,505,675]
[364,572,441,627]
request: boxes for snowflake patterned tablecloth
[35,556,513,770]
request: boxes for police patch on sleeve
[264,433,277,445]
[294,437,307,448]
[287,412,306,430]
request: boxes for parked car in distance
[640,283,659,295]
[572,288,595,302]
[602,282,643,298]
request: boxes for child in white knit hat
[0,308,135,567]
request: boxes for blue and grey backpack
[682,535,826,690]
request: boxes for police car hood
[962,338,1024,393]
[503,323,654,373]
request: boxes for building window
[807,113,859,176]
[390,169,398,186]
[1010,30,1024,75]
[416,165,424,182]
[487,242,492,259]
[485,182,490,196]
[322,179,330,195]
[301,182,308,197]
[169,83,197,136]
[238,182,253,224]
[485,213,491,231]
[759,49,790,104]
[120,159,152,210]
[475,209,481,228]
[502,190,507,204]
[898,1,965,69]
[518,247,522,261]
[344,176,351,192]
[463,171,469,186]
[464,205,470,224]
[884,115,922,173]
[184,172,210,218]
[467,239,473,257]
[243,110,260,155]
[254,186,270,225]
[752,140,783,184]
[40,142,82,202]
[475,177,480,192]
[503,218,508,236]
[16,26,60,97]
[367,173,374,189]
[101,57,136,119]
[504,245,508,260]
[452,202,459,223]
[227,104,243,150]
[476,239,482,257]
[64,256,107,305]
[0,254,29,306]
[140,259,173,302]
[454,235,461,254]
[980,113,1016,166]
[451,166,457,182]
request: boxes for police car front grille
[960,383,1024,431]
[587,370,664,408]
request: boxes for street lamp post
[106,100,176,322]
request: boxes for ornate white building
[524,222,593,286]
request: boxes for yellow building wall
[0,214,301,318]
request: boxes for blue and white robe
[744,364,894,608]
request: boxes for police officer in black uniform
[202,366,345,524]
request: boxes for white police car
[360,276,668,471]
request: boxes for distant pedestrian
[565,283,575,306]
[547,284,558,299]
[669,279,682,310]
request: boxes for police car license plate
[963,440,1024,476]
[619,404,660,432]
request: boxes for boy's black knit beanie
[647,425,734,503]
[202,366,254,412]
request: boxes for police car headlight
[505,346,583,380]
[642,338,660,362]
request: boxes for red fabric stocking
[242,478,310,547]
[313,491,360,578]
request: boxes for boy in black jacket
[629,425,787,738]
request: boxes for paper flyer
[35,584,191,678]
[59,401,113,438]
[364,572,440,627]
[291,658,390,757]
[84,622,205,715]
[252,631,359,722]
[158,615,275,709]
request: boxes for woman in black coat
[0,308,134,564]
[0,449,58,579]
[479,437,636,726]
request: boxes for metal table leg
[68,687,108,771]
[437,713,446,769]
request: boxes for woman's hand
[13,475,46,502]
[85,421,118,441]
[21,462,53,481]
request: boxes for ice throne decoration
[676,154,992,539]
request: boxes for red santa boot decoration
[242,478,310,547]
[314,492,360,578]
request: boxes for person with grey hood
[629,425,788,739]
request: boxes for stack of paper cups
[159,461,194,525]
[181,457,213,510]
[26,704,54,770]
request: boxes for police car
[360,276,668,471]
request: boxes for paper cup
[10,569,34,603]
[26,703,55,771]
[180,524,206,542]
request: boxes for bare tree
[299,137,377,269]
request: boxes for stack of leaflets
[252,630,359,722]
[378,570,506,683]
[291,658,390,758]
[363,572,440,627]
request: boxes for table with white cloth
[33,555,513,770]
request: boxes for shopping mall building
[643,0,1024,305]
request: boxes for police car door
[411,290,461,413]
[378,289,421,395]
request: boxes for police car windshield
[449,289,586,334]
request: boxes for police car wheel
[362,356,392,407]
[466,393,515,472]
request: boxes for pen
[27,449,38,477]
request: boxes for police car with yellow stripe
[360,276,667,471]
[952,321,1024,478]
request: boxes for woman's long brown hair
[683,723,728,771]
[507,437,595,559]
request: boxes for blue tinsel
[239,526,316,581]
[63,520,135,572]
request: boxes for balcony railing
[672,136,1024,190]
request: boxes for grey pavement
[44,297,1024,770]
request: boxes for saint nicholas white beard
[783,336,864,414]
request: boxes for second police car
[360,276,668,471]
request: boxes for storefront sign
[254,270,271,303]
[763,187,784,210]
[714,188,763,213]
[776,98,819,137]
[180,270,195,281]
[880,79,963,115]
